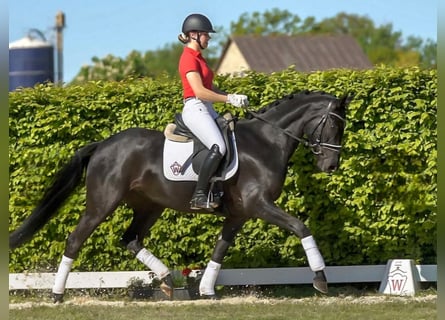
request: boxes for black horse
[10,90,351,302]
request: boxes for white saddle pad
[163,133,239,182]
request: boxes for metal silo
[9,31,54,91]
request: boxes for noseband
[246,100,346,155]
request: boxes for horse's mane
[245,90,332,120]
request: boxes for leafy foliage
[9,66,436,273]
[70,10,436,84]
[228,10,436,68]
[71,44,185,84]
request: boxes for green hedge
[9,66,437,273]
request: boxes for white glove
[227,94,249,108]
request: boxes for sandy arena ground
[9,294,437,310]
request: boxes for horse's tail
[9,142,101,249]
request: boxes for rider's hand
[227,94,249,108]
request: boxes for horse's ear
[339,92,353,108]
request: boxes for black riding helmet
[182,13,216,34]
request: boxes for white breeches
[182,98,227,155]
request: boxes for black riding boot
[190,144,223,211]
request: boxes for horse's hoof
[200,294,220,300]
[53,293,64,303]
[160,275,174,299]
[313,280,328,294]
[313,270,328,294]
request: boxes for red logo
[170,161,182,176]
[388,265,408,294]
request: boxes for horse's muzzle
[317,156,340,173]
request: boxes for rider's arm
[186,71,227,103]
[212,84,227,95]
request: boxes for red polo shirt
[179,47,214,99]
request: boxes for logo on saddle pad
[163,136,239,182]
[169,161,183,176]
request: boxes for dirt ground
[9,294,437,310]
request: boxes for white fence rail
[9,265,436,290]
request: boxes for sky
[9,0,437,83]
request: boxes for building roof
[216,34,373,74]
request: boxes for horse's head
[245,91,352,173]
[305,94,351,173]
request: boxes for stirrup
[190,194,216,211]
[190,199,215,211]
[208,181,222,208]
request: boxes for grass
[10,285,437,320]
[9,296,436,320]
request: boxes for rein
[246,101,346,154]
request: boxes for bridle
[246,100,346,155]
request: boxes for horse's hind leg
[52,207,117,302]
[52,184,123,302]
[120,205,174,298]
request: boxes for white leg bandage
[199,260,221,295]
[53,255,74,294]
[136,248,170,279]
[301,235,325,272]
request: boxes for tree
[230,8,303,35]
[70,9,436,84]
[142,43,184,77]
[70,41,220,84]
[228,9,436,68]
[71,43,184,84]
[416,38,437,68]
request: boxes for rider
[178,13,249,211]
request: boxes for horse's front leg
[255,201,328,294]
[199,216,246,299]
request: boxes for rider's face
[191,31,211,49]
[199,33,210,48]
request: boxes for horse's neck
[263,102,312,135]
[244,102,312,161]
